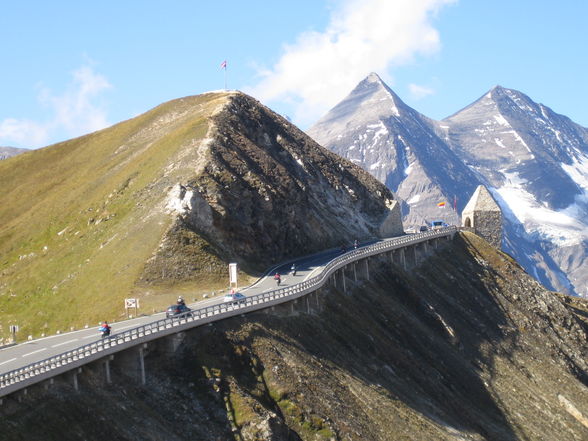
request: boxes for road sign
[125,298,138,308]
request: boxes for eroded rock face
[3,233,587,440]
[150,92,402,277]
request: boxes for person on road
[291,263,297,276]
[274,272,281,286]
[354,239,358,249]
[99,321,111,338]
[177,296,186,306]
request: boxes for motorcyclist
[177,296,186,306]
[99,321,111,338]
[291,263,297,276]
[274,272,281,286]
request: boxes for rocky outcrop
[146,92,403,277]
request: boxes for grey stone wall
[473,211,502,248]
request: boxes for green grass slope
[0,93,231,339]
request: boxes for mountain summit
[308,74,478,228]
[309,74,588,297]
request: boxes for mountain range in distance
[308,73,588,298]
[0,146,29,160]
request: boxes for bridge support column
[44,378,55,391]
[169,332,186,352]
[353,263,357,282]
[104,358,112,384]
[138,345,147,385]
[400,248,407,270]
[341,268,347,293]
[306,296,310,314]
[365,259,370,281]
[72,368,82,391]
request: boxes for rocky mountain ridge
[308,73,588,297]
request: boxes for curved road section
[0,228,456,397]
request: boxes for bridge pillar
[353,263,357,282]
[138,345,147,385]
[72,368,82,391]
[365,259,370,281]
[44,378,55,391]
[400,248,407,270]
[168,332,186,352]
[104,358,112,384]
[341,268,347,293]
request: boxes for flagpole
[220,60,227,90]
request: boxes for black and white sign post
[125,298,139,317]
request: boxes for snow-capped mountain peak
[308,73,588,298]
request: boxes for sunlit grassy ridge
[0,93,232,338]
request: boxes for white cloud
[0,65,112,148]
[248,0,455,127]
[408,83,435,100]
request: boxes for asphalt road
[0,242,371,375]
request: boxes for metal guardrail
[0,227,456,394]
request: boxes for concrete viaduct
[0,227,457,402]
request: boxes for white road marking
[22,348,47,357]
[0,357,17,366]
[51,339,78,348]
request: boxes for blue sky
[1,0,587,149]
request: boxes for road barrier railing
[0,227,456,396]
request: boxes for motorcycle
[99,325,111,339]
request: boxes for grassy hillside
[0,93,233,339]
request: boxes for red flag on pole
[220,60,227,69]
